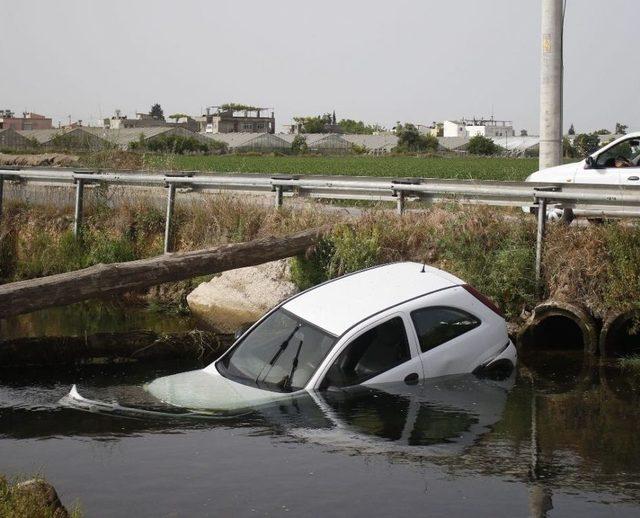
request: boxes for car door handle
[628,176,639,181]
[404,373,419,386]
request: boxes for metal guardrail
[2,166,640,281]
[4,166,640,213]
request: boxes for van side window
[411,307,480,353]
[322,317,410,389]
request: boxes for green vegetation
[619,355,640,375]
[338,119,385,135]
[394,123,439,153]
[220,103,261,112]
[467,135,500,156]
[149,103,164,119]
[573,133,600,156]
[142,154,538,181]
[129,134,227,155]
[0,476,81,518]
[290,135,308,155]
[6,193,640,322]
[291,208,537,320]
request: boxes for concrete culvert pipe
[518,301,599,355]
[599,310,640,358]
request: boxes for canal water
[1,308,640,517]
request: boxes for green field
[144,155,539,181]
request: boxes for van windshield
[217,309,336,393]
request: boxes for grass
[4,194,640,323]
[0,475,81,518]
[140,154,538,181]
[618,355,640,374]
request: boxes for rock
[187,259,298,333]
[13,479,69,518]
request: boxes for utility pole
[539,0,564,170]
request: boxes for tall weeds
[2,197,639,321]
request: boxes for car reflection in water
[260,374,513,457]
[59,371,513,461]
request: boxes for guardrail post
[535,196,547,287]
[396,190,405,215]
[164,183,177,254]
[0,175,4,220]
[271,175,297,209]
[533,187,560,290]
[163,172,194,253]
[73,178,85,238]
[274,185,283,208]
[392,178,420,216]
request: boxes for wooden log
[0,226,329,319]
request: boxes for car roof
[282,262,464,336]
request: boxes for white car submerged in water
[525,132,640,221]
[140,262,516,413]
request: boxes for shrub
[291,135,308,155]
[394,123,439,153]
[467,135,500,156]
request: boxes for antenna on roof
[420,263,426,273]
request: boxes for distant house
[103,111,169,130]
[203,107,275,134]
[443,118,515,139]
[0,111,52,130]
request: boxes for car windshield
[217,309,337,393]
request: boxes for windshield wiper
[255,324,300,386]
[283,339,305,392]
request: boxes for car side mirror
[585,156,596,169]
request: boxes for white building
[443,118,515,139]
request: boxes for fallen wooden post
[0,226,329,319]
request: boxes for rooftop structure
[0,111,52,131]
[443,117,515,139]
[103,110,168,130]
[203,105,275,134]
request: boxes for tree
[338,119,383,135]
[168,113,188,123]
[150,103,164,120]
[467,135,499,156]
[568,124,576,136]
[291,135,308,154]
[615,122,628,135]
[573,133,600,156]
[394,123,439,153]
[293,115,329,133]
[520,129,528,137]
[562,137,577,158]
[593,128,611,136]
[220,103,259,112]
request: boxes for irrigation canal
[1,304,640,517]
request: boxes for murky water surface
[2,315,640,517]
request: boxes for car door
[576,137,640,187]
[317,313,424,390]
[408,305,490,378]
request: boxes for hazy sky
[2,0,638,133]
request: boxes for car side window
[321,317,411,389]
[411,307,480,353]
[596,139,640,168]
